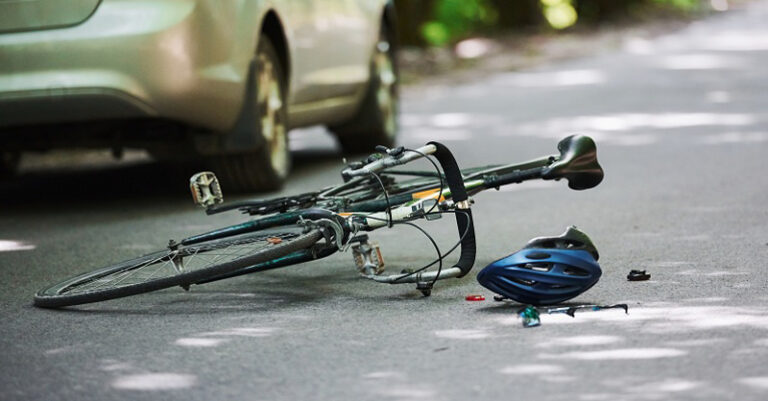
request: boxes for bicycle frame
[186,135,603,294]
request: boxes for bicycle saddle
[542,135,604,190]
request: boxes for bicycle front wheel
[34,227,324,308]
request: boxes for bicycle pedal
[190,171,223,208]
[352,240,385,275]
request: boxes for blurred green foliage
[395,0,706,46]
[653,0,702,11]
[421,0,498,46]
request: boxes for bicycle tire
[34,227,324,308]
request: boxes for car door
[282,0,374,106]
[0,0,102,33]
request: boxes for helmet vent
[522,262,552,272]
[564,240,584,249]
[509,277,536,286]
[549,284,569,289]
[563,267,588,276]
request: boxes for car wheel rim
[257,51,289,178]
[374,40,397,140]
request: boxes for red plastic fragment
[465,294,485,301]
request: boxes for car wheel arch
[260,11,290,94]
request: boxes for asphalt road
[2,3,768,400]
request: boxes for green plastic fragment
[519,306,541,328]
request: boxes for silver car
[0,0,398,191]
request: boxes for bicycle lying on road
[34,135,604,308]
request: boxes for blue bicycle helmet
[477,226,601,306]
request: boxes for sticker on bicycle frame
[411,188,446,202]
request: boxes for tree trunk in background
[394,0,436,46]
[574,0,647,24]
[490,0,544,30]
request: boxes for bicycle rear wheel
[34,227,324,308]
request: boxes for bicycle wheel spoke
[58,231,303,296]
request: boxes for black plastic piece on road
[627,270,651,281]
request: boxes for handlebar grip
[427,142,475,277]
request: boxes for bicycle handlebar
[341,144,438,180]
[362,142,477,287]
[427,141,475,277]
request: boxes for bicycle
[33,135,604,308]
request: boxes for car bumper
[0,0,252,132]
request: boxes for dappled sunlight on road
[490,112,760,147]
[499,364,564,374]
[0,239,35,252]
[534,335,622,347]
[407,127,473,142]
[401,112,502,143]
[402,107,763,148]
[539,347,687,360]
[663,338,726,347]
[701,131,768,144]
[374,385,439,400]
[624,379,703,393]
[492,69,606,87]
[196,327,278,338]
[111,373,197,391]
[99,360,135,372]
[688,27,768,52]
[512,112,755,133]
[174,337,229,347]
[706,90,731,103]
[490,305,768,333]
[658,53,745,70]
[738,377,768,390]
[363,371,405,379]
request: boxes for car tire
[330,22,398,154]
[212,36,290,192]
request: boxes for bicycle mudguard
[427,142,476,277]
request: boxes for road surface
[2,3,768,400]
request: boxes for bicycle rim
[34,227,324,308]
